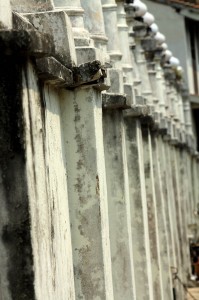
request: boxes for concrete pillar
[60,88,114,300]
[0,0,12,29]
[123,116,153,300]
[142,126,162,300]
[22,62,76,300]
[155,64,168,132]
[81,0,108,51]
[151,135,173,300]
[133,27,153,106]
[101,0,124,94]
[179,150,191,276]
[116,0,135,104]
[171,147,187,297]
[103,109,135,300]
[102,0,122,67]
[125,7,142,101]
[166,145,184,298]
[173,148,188,284]
[53,0,90,47]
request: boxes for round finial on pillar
[161,43,168,50]
[169,56,180,67]
[149,23,159,34]
[163,49,172,61]
[130,0,147,17]
[142,12,155,26]
[154,32,165,45]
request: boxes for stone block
[76,46,108,65]
[108,68,124,94]
[102,93,129,109]
[36,56,73,86]
[26,11,77,67]
[10,0,54,13]
[123,105,150,118]
[124,83,135,105]
[13,12,36,30]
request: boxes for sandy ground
[187,288,199,299]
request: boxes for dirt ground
[187,288,199,299]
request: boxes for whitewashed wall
[0,0,198,299]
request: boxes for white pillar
[22,62,76,300]
[152,136,173,299]
[123,116,153,300]
[103,109,135,299]
[53,0,90,47]
[60,88,114,300]
[116,0,135,105]
[142,126,163,299]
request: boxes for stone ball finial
[142,12,155,25]
[169,56,180,66]
[154,32,165,45]
[161,43,168,50]
[163,49,172,61]
[131,0,148,17]
[149,23,159,34]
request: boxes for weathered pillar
[125,6,143,102]
[141,41,163,128]
[102,0,122,68]
[151,135,173,300]
[166,145,184,298]
[80,0,109,64]
[142,126,163,300]
[102,108,135,300]
[116,0,135,104]
[60,88,114,300]
[176,148,190,283]
[166,143,187,299]
[133,24,153,106]
[22,63,76,300]
[123,115,153,300]
[179,149,191,277]
[101,0,125,95]
[53,0,90,48]
[101,2,135,298]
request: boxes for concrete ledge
[102,93,130,109]
[0,29,54,57]
[36,58,109,90]
[36,56,73,86]
[123,105,150,118]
